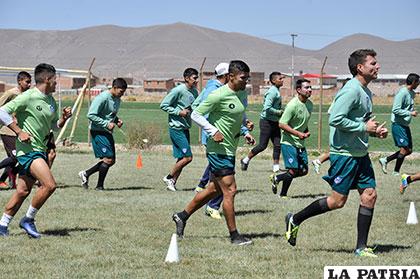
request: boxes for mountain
[1,23,419,79]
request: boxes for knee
[185,156,193,164]
[16,188,31,199]
[298,168,308,177]
[224,187,237,199]
[43,181,57,193]
[103,158,115,166]
[361,189,377,207]
[328,197,347,209]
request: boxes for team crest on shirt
[182,148,187,154]
[400,138,404,143]
[288,158,294,164]
[36,106,42,111]
[228,103,235,109]
[102,147,107,153]
[334,176,343,184]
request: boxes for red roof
[301,73,337,79]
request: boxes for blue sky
[1,0,419,50]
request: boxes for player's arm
[0,94,31,142]
[192,93,223,142]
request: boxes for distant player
[241,72,284,173]
[160,68,198,191]
[270,79,313,198]
[78,78,127,191]
[379,73,418,176]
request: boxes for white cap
[214,62,229,77]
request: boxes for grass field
[59,100,420,152]
[0,149,419,278]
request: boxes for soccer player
[400,172,420,194]
[283,49,388,258]
[0,71,32,189]
[379,73,418,176]
[269,79,313,198]
[241,72,284,173]
[0,63,72,238]
[160,68,198,191]
[172,60,255,245]
[78,78,127,191]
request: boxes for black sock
[97,162,111,188]
[177,210,190,222]
[85,161,102,177]
[229,229,240,240]
[394,153,405,173]
[275,171,293,182]
[0,157,14,169]
[407,176,412,184]
[386,151,399,163]
[356,206,374,250]
[166,174,174,180]
[293,197,331,225]
[0,168,8,182]
[280,175,293,196]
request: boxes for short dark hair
[269,71,282,84]
[229,60,250,75]
[17,71,31,82]
[34,63,56,84]
[112,78,128,89]
[406,73,420,85]
[348,49,377,76]
[183,68,198,78]
[296,78,310,90]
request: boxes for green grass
[60,100,419,152]
[0,150,419,278]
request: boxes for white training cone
[165,233,180,263]
[406,202,418,225]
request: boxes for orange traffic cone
[136,153,143,169]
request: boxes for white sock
[0,213,13,227]
[273,164,280,172]
[242,157,250,164]
[26,205,38,219]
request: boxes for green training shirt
[279,96,313,148]
[160,83,198,130]
[391,86,415,126]
[260,85,282,122]
[329,78,373,157]
[88,90,121,133]
[2,87,59,156]
[194,84,247,156]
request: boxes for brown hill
[1,23,419,79]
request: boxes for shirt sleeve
[392,91,411,118]
[87,94,109,129]
[194,90,219,116]
[160,87,181,115]
[329,89,366,133]
[279,102,294,125]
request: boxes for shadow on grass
[237,189,264,193]
[43,227,102,236]
[242,232,283,239]
[313,243,412,254]
[56,184,82,189]
[291,193,327,199]
[236,209,273,216]
[402,198,420,202]
[104,186,153,191]
[179,187,196,192]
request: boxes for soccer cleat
[378,157,388,174]
[392,171,400,176]
[172,213,186,238]
[400,174,409,194]
[354,247,378,258]
[95,186,104,191]
[279,195,289,200]
[0,225,9,236]
[312,160,321,175]
[205,205,222,220]
[285,213,299,246]
[272,164,280,173]
[231,234,253,246]
[19,217,41,238]
[269,174,278,194]
[78,171,89,189]
[0,181,9,190]
[240,158,249,171]
[163,176,176,192]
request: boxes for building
[143,78,175,93]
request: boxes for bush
[125,123,162,149]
